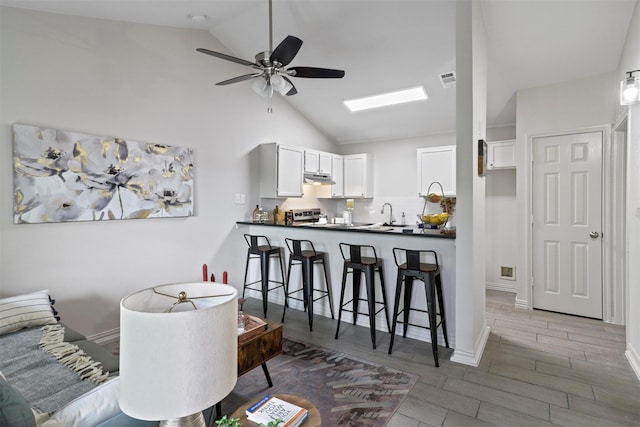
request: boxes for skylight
[343,86,428,112]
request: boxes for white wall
[0,7,337,336]
[616,0,640,379]
[514,72,616,310]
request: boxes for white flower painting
[13,123,194,223]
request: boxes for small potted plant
[215,416,283,427]
[215,416,241,427]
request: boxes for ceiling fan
[196,0,345,104]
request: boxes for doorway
[531,131,603,319]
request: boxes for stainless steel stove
[292,208,321,223]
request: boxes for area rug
[220,339,419,426]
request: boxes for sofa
[0,290,159,427]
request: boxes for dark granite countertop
[236,221,456,239]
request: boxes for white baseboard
[514,297,529,310]
[486,282,516,293]
[450,323,490,367]
[626,342,640,382]
[87,328,120,345]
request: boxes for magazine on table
[246,395,308,426]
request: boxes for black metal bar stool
[388,248,449,367]
[242,234,286,317]
[281,238,335,331]
[334,243,390,349]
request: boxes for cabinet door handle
[589,231,599,238]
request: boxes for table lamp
[119,282,238,427]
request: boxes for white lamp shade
[119,283,238,421]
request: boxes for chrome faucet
[381,203,394,224]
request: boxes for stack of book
[246,395,308,426]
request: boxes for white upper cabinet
[331,154,344,197]
[344,153,373,198]
[259,143,304,198]
[417,145,456,196]
[304,150,332,174]
[487,140,516,170]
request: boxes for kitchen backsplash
[257,186,456,227]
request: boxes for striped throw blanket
[0,325,108,414]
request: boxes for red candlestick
[223,271,228,284]
[202,264,208,282]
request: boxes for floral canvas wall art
[13,123,194,223]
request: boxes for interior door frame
[524,124,626,324]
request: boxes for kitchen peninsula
[236,221,456,348]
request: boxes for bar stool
[242,234,286,317]
[334,243,390,349]
[388,248,449,367]
[281,238,335,331]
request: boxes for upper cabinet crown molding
[487,139,516,170]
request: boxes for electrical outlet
[235,193,246,205]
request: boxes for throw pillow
[0,377,37,427]
[0,290,57,336]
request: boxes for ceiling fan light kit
[196,0,344,113]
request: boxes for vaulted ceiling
[1,0,635,143]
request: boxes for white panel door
[532,132,602,318]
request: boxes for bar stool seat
[242,234,286,317]
[281,238,334,331]
[388,248,449,367]
[334,243,390,349]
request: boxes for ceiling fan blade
[271,36,303,67]
[282,76,298,96]
[215,74,260,86]
[196,48,258,67]
[288,67,345,79]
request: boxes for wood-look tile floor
[241,290,640,427]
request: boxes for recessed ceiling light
[344,86,428,112]
[188,13,208,23]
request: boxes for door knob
[589,231,600,238]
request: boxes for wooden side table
[237,318,283,386]
[231,394,321,426]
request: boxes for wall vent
[439,71,456,88]
[499,266,516,280]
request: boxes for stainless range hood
[303,172,335,185]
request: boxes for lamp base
[159,412,205,427]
